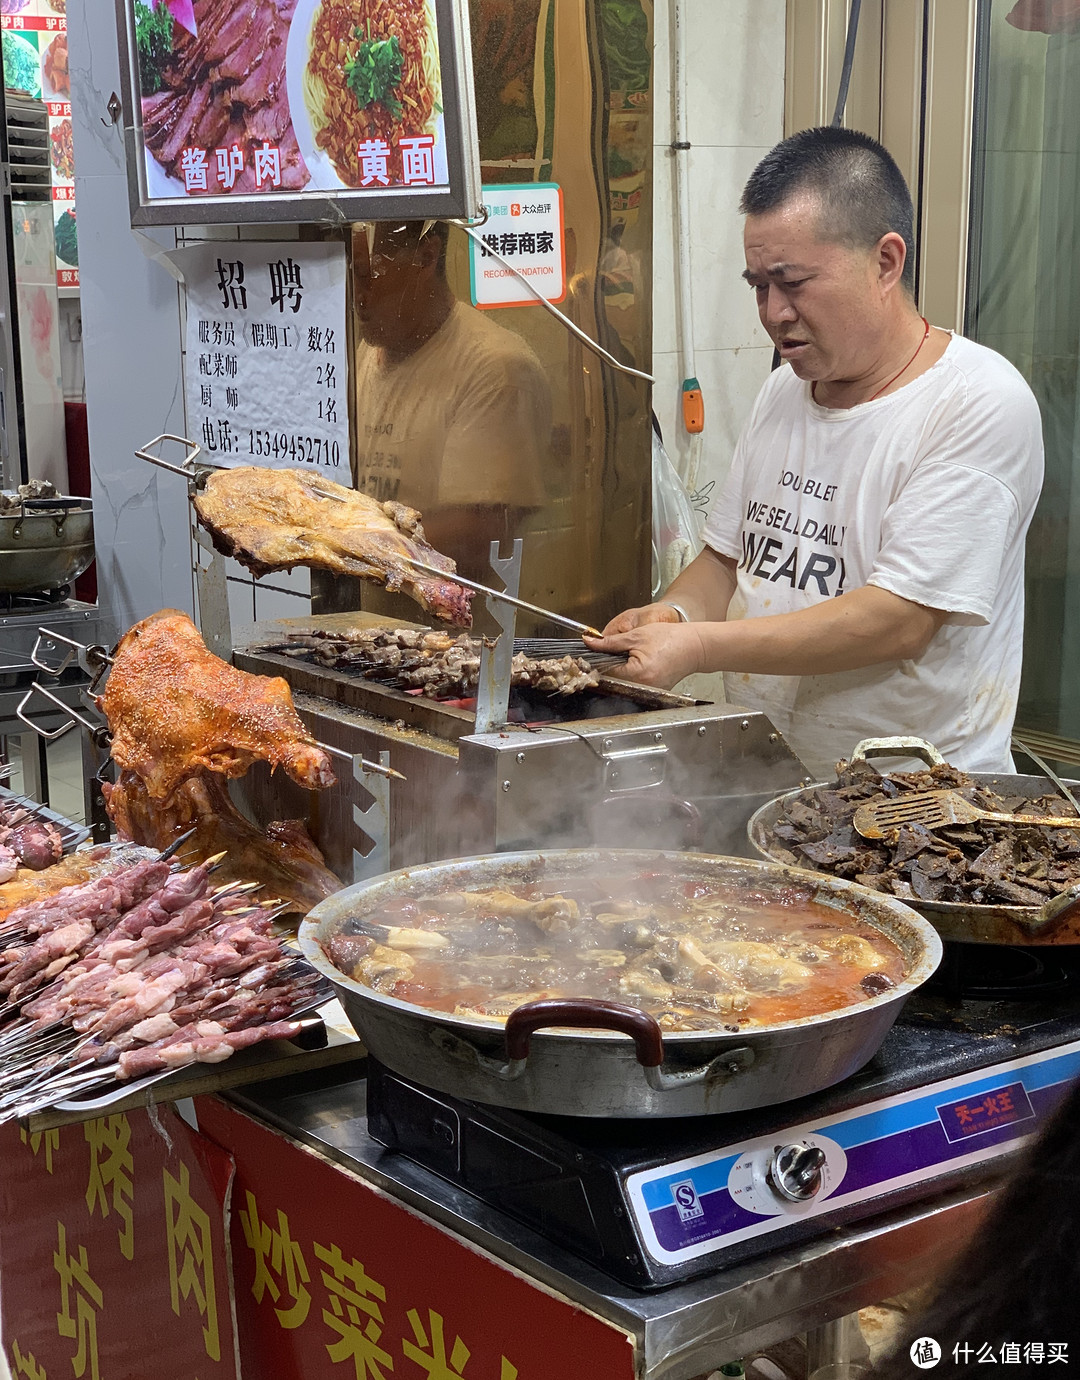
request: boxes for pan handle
[504,997,665,1066]
[850,736,946,768]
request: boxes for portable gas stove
[366,947,1080,1289]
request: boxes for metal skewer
[396,555,603,639]
[317,741,406,781]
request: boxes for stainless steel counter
[228,1069,994,1378]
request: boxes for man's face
[742,194,890,383]
[353,226,437,350]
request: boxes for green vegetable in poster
[2,31,41,99]
[55,209,78,267]
[344,29,405,118]
[135,0,174,95]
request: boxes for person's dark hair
[740,127,916,292]
[379,219,451,275]
[872,1073,1080,1374]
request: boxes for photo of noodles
[302,0,442,187]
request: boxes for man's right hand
[601,604,683,636]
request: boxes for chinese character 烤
[358,138,392,187]
[314,1240,392,1379]
[254,141,282,190]
[399,134,436,186]
[163,1163,221,1363]
[20,1125,60,1174]
[180,146,208,192]
[216,258,247,311]
[268,257,303,314]
[215,143,244,191]
[85,1115,134,1260]
[239,1190,312,1329]
[54,1221,102,1380]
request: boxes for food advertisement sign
[115,0,481,226]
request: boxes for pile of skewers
[0,842,330,1123]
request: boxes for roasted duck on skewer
[192,467,474,626]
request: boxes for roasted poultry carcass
[103,771,340,918]
[192,467,473,627]
[98,610,340,915]
[100,610,335,802]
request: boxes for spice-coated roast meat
[763,759,1080,906]
[268,626,601,699]
[192,467,473,626]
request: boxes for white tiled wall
[651,0,786,503]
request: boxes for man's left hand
[585,622,707,688]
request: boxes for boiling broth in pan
[324,870,906,1031]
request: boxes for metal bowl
[300,849,942,1118]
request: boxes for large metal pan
[0,497,94,593]
[299,849,941,1118]
[747,738,1080,945]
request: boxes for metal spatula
[853,789,1080,839]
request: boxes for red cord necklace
[812,317,931,405]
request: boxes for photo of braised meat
[327,869,905,1032]
[193,467,473,626]
[762,758,1080,907]
[267,626,601,698]
[42,32,69,97]
[100,609,335,801]
[138,0,310,193]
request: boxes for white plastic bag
[651,422,702,596]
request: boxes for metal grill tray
[0,784,89,854]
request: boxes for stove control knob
[767,1142,827,1203]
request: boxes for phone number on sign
[248,430,341,467]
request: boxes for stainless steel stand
[352,750,391,884]
[475,538,523,734]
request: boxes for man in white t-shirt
[590,127,1043,778]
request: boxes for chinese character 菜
[54,1222,102,1380]
[253,140,282,190]
[358,138,392,187]
[216,258,247,311]
[399,134,436,186]
[239,1189,312,1330]
[163,1162,221,1363]
[84,1115,134,1260]
[314,1240,392,1379]
[180,146,208,192]
[215,143,245,191]
[268,257,304,314]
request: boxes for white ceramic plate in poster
[284,0,449,194]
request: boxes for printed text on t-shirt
[777,471,838,501]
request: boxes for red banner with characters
[195,1095,637,1380]
[1,1096,637,1378]
[0,1105,238,1379]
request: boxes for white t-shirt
[702,334,1044,779]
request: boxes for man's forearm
[695,584,946,676]
[659,547,738,622]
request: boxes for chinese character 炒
[239,1189,312,1330]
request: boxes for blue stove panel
[627,1039,1080,1267]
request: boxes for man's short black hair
[740,127,916,291]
